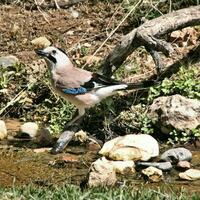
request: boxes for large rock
[160,148,192,163]
[148,95,200,133]
[87,157,135,187]
[88,157,117,187]
[0,120,7,140]
[0,55,19,67]
[99,134,159,161]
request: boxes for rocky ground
[0,0,200,192]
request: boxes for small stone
[142,166,163,182]
[87,140,101,151]
[70,8,79,18]
[61,155,79,163]
[179,169,200,180]
[0,55,19,67]
[36,128,54,147]
[62,155,79,162]
[20,122,39,138]
[88,157,117,187]
[160,148,192,163]
[177,161,191,170]
[74,130,88,142]
[110,160,135,174]
[0,120,7,140]
[66,30,74,35]
[31,36,51,48]
[136,161,172,171]
[33,147,51,153]
[11,23,20,35]
[5,119,21,136]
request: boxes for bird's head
[35,46,72,69]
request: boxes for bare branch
[101,6,200,77]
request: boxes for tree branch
[101,5,200,77]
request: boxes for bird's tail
[125,80,158,90]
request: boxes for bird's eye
[52,50,56,54]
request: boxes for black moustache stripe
[47,55,57,63]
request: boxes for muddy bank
[0,140,200,193]
[0,142,99,187]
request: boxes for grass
[0,184,199,200]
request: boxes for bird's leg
[51,108,85,154]
[64,109,85,129]
[146,47,163,80]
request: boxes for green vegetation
[0,62,75,135]
[0,184,199,200]
[148,66,200,102]
[122,0,199,27]
[1,61,199,142]
[111,65,200,143]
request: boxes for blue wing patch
[62,87,87,95]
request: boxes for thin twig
[34,0,50,24]
[54,0,60,9]
[0,89,25,115]
[105,2,123,36]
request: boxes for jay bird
[36,46,156,154]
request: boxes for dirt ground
[0,1,200,191]
[0,2,126,63]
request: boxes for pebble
[142,166,164,182]
[177,161,191,170]
[88,157,117,187]
[0,120,7,140]
[160,148,192,163]
[20,122,39,138]
[31,36,51,48]
[136,161,172,171]
[179,169,200,180]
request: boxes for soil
[0,1,200,192]
[0,2,126,63]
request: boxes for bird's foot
[51,130,75,154]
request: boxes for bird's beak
[35,49,48,57]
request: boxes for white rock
[0,55,19,67]
[160,148,192,163]
[74,130,88,142]
[70,8,79,18]
[179,169,200,180]
[148,95,200,133]
[99,134,159,161]
[0,120,7,140]
[88,157,117,187]
[142,166,163,182]
[20,122,39,138]
[31,37,51,48]
[110,160,135,174]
